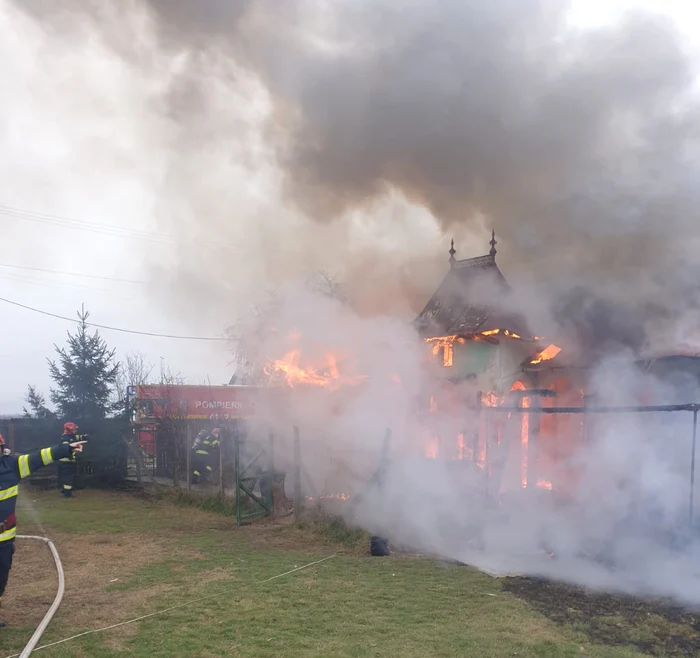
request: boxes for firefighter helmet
[64,422,78,435]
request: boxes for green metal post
[234,424,241,526]
[690,409,697,529]
[268,431,275,512]
[294,426,302,520]
[219,426,225,498]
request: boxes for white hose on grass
[14,536,65,658]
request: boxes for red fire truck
[126,384,268,475]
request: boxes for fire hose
[14,535,64,658]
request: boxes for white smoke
[8,0,700,605]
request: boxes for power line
[0,295,229,342]
[0,270,133,297]
[0,203,267,253]
[0,262,147,284]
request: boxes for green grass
[1,489,651,658]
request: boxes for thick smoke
[12,0,700,313]
[10,0,700,605]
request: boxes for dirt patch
[3,532,181,632]
[503,576,700,657]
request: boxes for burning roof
[414,233,532,340]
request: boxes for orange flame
[264,350,367,390]
[530,344,562,365]
[537,479,553,490]
[425,330,530,368]
[425,394,439,458]
[424,437,439,459]
[521,397,530,488]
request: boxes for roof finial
[489,230,497,258]
[449,238,456,267]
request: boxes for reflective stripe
[0,527,16,542]
[193,470,201,476]
[0,486,18,501]
[18,455,30,479]
[41,448,53,466]
[211,441,220,447]
[206,465,212,472]
[196,450,209,455]
[63,485,73,490]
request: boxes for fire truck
[126,384,267,477]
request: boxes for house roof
[414,233,532,339]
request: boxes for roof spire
[449,239,456,267]
[489,230,497,258]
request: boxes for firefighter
[57,422,80,498]
[191,428,221,484]
[0,432,86,627]
[190,429,207,484]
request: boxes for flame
[306,493,351,502]
[320,492,350,501]
[425,330,531,368]
[530,344,562,365]
[521,396,530,488]
[426,335,462,367]
[425,394,439,458]
[264,350,367,389]
[537,479,553,490]
[424,437,439,459]
[457,432,465,460]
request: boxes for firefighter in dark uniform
[191,428,221,484]
[0,432,86,627]
[57,422,80,497]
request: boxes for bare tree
[226,287,281,385]
[226,272,347,384]
[115,351,156,408]
[156,369,189,488]
[306,269,347,303]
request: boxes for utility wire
[0,203,277,253]
[0,262,147,284]
[3,554,337,658]
[0,272,133,297]
[0,295,229,341]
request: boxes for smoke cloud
[9,0,700,605]
[12,0,700,315]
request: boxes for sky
[1,0,699,414]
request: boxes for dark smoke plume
[13,0,700,313]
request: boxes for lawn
[0,488,682,657]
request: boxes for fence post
[219,427,225,498]
[691,409,698,530]
[528,395,542,490]
[186,425,192,492]
[472,391,482,463]
[234,423,241,526]
[268,431,275,512]
[294,426,302,520]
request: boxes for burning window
[530,344,561,365]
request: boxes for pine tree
[48,306,120,420]
[23,385,56,419]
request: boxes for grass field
[0,488,688,657]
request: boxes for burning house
[413,233,586,497]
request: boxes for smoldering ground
[8,0,700,603]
